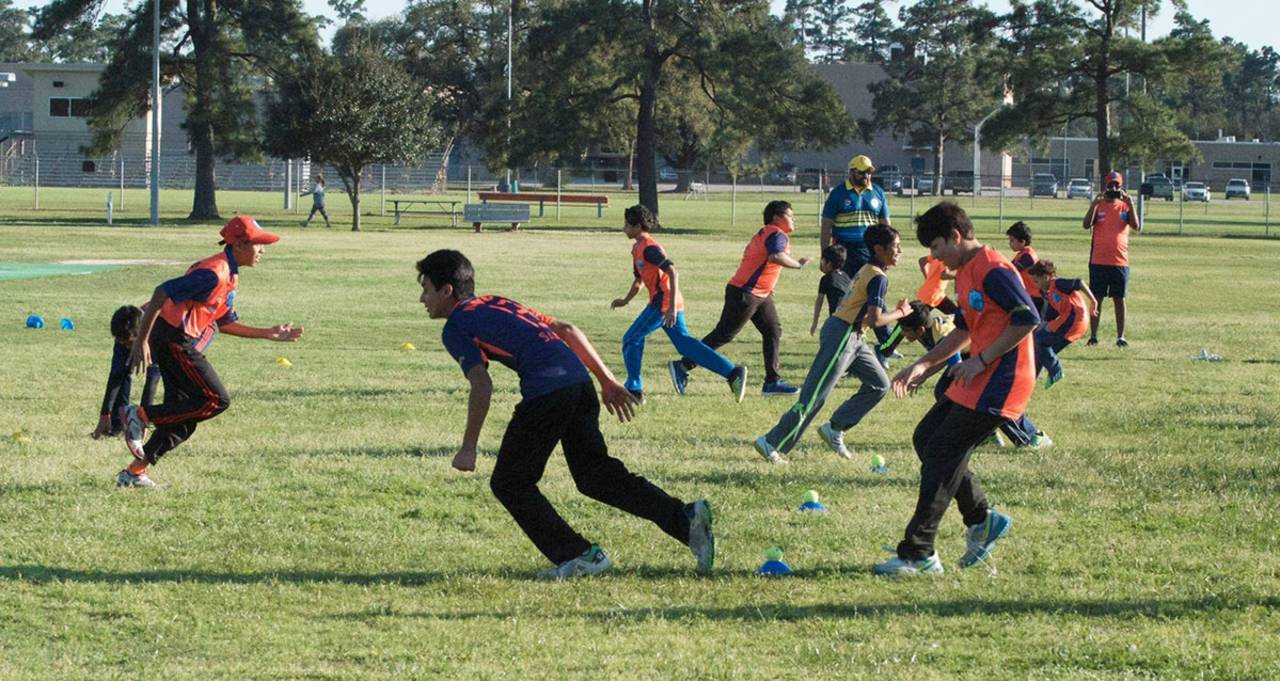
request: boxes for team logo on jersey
[1051,292,1062,304]
[869,197,881,211]
[636,258,646,270]
[968,290,985,312]
[843,199,853,209]
[225,290,236,309]
[1119,211,1129,222]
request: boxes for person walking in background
[302,174,330,228]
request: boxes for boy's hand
[891,362,927,398]
[599,380,638,423]
[268,323,304,342]
[610,298,629,309]
[127,341,151,376]
[451,444,478,472]
[948,356,986,386]
[798,257,812,268]
[90,414,112,439]
[663,308,677,328]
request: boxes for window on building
[70,98,93,117]
[82,161,96,173]
[49,98,70,117]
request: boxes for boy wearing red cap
[115,216,304,487]
[1083,171,1141,346]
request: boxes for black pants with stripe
[680,284,782,382]
[142,320,231,464]
[490,381,691,565]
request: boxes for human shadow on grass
[330,594,1280,623]
[658,469,911,491]
[283,444,460,459]
[235,386,463,400]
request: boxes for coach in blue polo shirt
[820,154,894,360]
[821,155,891,277]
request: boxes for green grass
[1,187,1278,679]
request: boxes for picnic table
[477,191,609,219]
[391,199,460,227]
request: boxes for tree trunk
[1094,8,1115,175]
[635,0,660,214]
[187,0,221,220]
[350,169,362,231]
[935,130,946,196]
[622,136,636,191]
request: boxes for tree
[866,0,1001,193]
[1220,43,1280,141]
[263,44,445,232]
[505,0,852,215]
[32,0,320,220]
[809,0,853,64]
[845,1,895,64]
[0,1,38,61]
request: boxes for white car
[1225,178,1251,200]
[1066,178,1092,199]
[1182,181,1210,202]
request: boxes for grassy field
[1,187,1278,679]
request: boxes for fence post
[295,160,302,214]
[1266,187,1270,237]
[999,182,1004,227]
[816,175,823,229]
[107,192,113,225]
[284,158,292,210]
[909,178,915,218]
[731,173,737,226]
[1178,191,1184,235]
[556,169,562,220]
[120,158,125,211]
[380,164,386,217]
[467,166,472,205]
[33,156,38,209]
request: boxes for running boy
[809,244,850,335]
[753,224,910,464]
[672,201,809,397]
[917,254,957,315]
[1027,260,1098,388]
[611,204,748,402]
[879,202,1038,576]
[1083,170,1141,346]
[116,216,304,488]
[418,249,715,579]
[1006,221,1041,313]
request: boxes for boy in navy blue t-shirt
[417,249,715,580]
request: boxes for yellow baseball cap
[848,155,875,172]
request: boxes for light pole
[973,105,1005,196]
[149,0,161,226]
[505,2,512,190]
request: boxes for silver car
[1225,178,1251,200]
[1066,178,1092,199]
[1182,181,1210,202]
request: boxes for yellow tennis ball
[803,489,820,504]
[871,454,886,468]
[765,546,784,562]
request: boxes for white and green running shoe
[727,366,749,404]
[537,544,613,580]
[115,469,156,488]
[959,509,1012,568]
[687,499,715,575]
[873,552,944,577]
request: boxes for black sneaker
[1116,337,1129,348]
[1086,337,1099,346]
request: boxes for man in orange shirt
[1083,171,1141,346]
[116,217,304,488]
[881,202,1038,576]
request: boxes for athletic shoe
[115,469,156,488]
[668,361,690,396]
[536,544,612,580]
[981,430,1008,448]
[727,366,748,404]
[1086,337,1099,346]
[627,389,646,406]
[873,552,944,577]
[1116,337,1129,348]
[761,380,799,397]
[874,350,892,370]
[118,404,146,461]
[959,509,1013,568]
[753,435,786,464]
[686,499,715,575]
[816,422,853,459]
[890,350,904,359]
[1045,366,1064,390]
[1027,432,1053,449]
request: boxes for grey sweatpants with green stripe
[764,315,890,454]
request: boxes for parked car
[1066,178,1092,199]
[944,170,976,195]
[1031,173,1059,197]
[798,168,831,193]
[765,166,798,185]
[658,166,678,182]
[903,174,936,194]
[873,164,903,194]
[1225,178,1251,200]
[1182,181,1210,202]
[1141,174,1174,201]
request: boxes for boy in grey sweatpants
[754,224,911,463]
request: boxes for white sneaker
[686,499,715,575]
[817,423,853,459]
[753,435,786,464]
[873,552,944,577]
[115,469,156,488]
[118,404,146,460]
[537,545,612,580]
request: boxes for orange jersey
[631,234,683,313]
[157,251,238,338]
[945,247,1039,420]
[1090,200,1132,266]
[917,256,949,307]
[1043,277,1089,342]
[728,222,792,297]
[1011,246,1039,296]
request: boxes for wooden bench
[477,191,609,219]
[391,199,460,227]
[464,203,531,232]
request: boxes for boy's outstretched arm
[767,252,811,269]
[128,286,167,375]
[892,329,972,397]
[864,299,912,329]
[452,365,492,472]
[549,320,637,423]
[219,321,305,341]
[1082,285,1100,317]
[611,278,643,309]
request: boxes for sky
[14,0,1277,53]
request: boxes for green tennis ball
[765,546,784,562]
[871,454,886,468]
[803,489,820,504]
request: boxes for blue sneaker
[959,509,1013,568]
[761,380,799,397]
[668,361,689,396]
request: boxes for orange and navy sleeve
[764,231,788,255]
[983,269,1040,326]
[1013,251,1036,272]
[643,245,672,269]
[1056,278,1085,295]
[161,269,218,303]
[441,321,487,376]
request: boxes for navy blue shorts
[1089,264,1129,299]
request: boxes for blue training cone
[25,314,44,329]
[60,318,75,331]
[755,547,794,576]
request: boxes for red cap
[218,216,280,246]
[1105,171,1123,187]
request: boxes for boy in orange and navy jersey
[1005,221,1042,315]
[1028,259,1098,388]
[673,201,810,397]
[115,216,304,488]
[611,204,748,402]
[880,202,1039,576]
[916,254,957,315]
